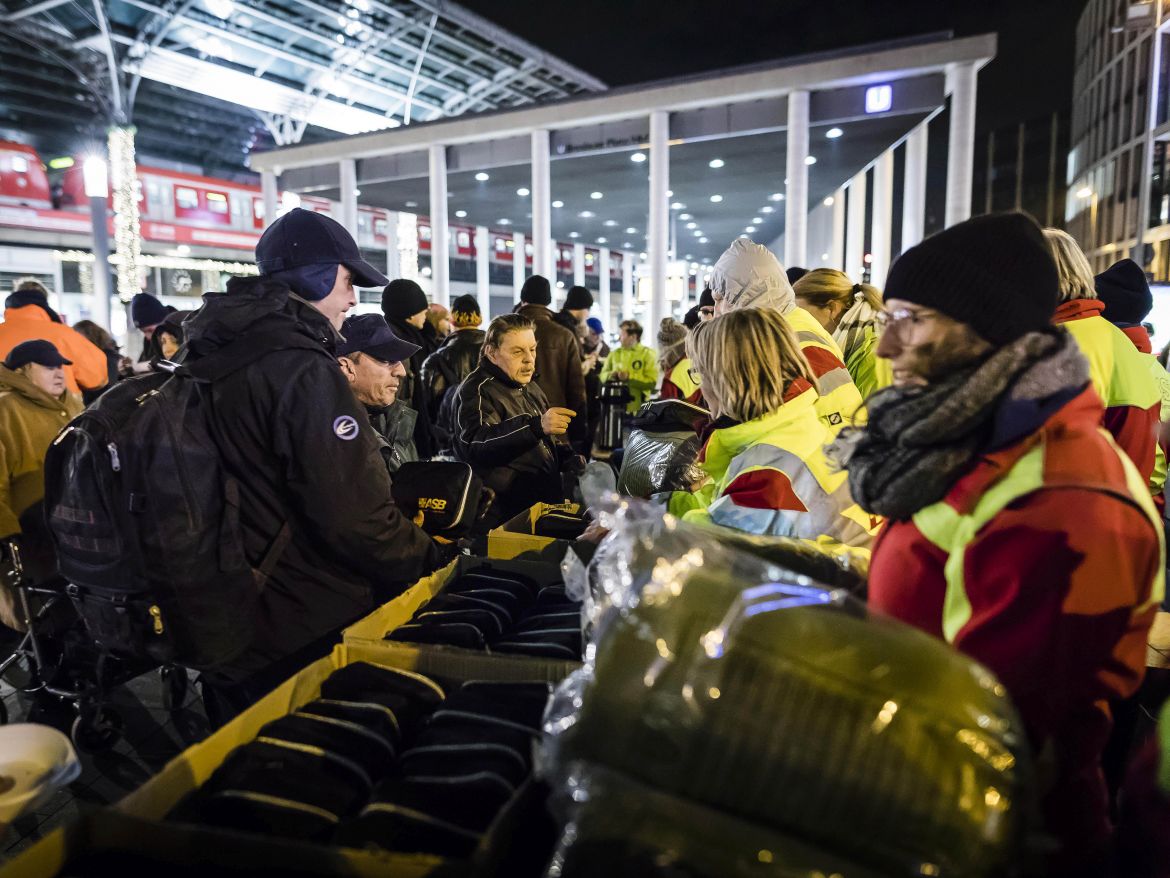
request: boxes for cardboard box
[342,556,580,682]
[486,502,582,562]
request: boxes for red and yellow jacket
[869,385,1164,867]
[660,357,704,407]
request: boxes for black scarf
[827,330,1089,521]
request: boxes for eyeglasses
[687,366,703,386]
[873,308,939,336]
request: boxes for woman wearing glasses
[665,308,879,553]
[656,318,704,407]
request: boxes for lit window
[175,187,199,209]
[374,219,387,236]
[206,191,229,214]
[525,243,534,256]
[457,231,470,248]
[495,238,507,252]
[10,155,28,173]
[253,199,265,219]
[420,225,432,241]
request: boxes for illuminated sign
[865,85,893,114]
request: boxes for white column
[785,89,810,268]
[339,159,358,237]
[845,170,867,281]
[648,110,670,333]
[427,144,449,306]
[830,186,846,269]
[622,250,634,321]
[599,247,611,325]
[945,62,978,227]
[261,170,278,225]
[902,123,929,250]
[475,225,490,318]
[512,231,525,303]
[531,129,553,277]
[385,210,400,280]
[572,243,585,288]
[870,150,895,288]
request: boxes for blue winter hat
[256,207,387,289]
[130,293,173,329]
[337,313,420,363]
[586,317,605,335]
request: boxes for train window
[585,253,595,266]
[374,218,387,236]
[456,231,470,248]
[495,238,507,252]
[10,155,28,173]
[175,186,199,210]
[525,243,534,256]
[206,191,229,214]
[253,198,264,219]
[506,239,515,249]
[419,225,432,241]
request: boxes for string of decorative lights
[109,126,144,299]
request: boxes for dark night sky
[459,0,1087,133]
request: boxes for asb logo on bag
[333,415,359,440]
[418,497,448,511]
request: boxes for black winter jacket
[514,303,588,447]
[419,328,485,452]
[183,278,441,680]
[384,315,437,458]
[452,359,565,523]
[368,400,419,473]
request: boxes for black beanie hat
[786,266,809,286]
[520,275,552,306]
[1095,258,1152,325]
[381,278,429,321]
[883,212,1059,345]
[564,285,593,310]
[698,286,715,309]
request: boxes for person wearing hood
[835,212,1164,874]
[793,269,891,398]
[183,207,444,721]
[657,317,703,406]
[516,275,587,449]
[0,340,84,622]
[337,313,419,473]
[381,278,438,458]
[708,239,864,434]
[420,294,486,454]
[0,281,108,396]
[1046,229,1162,497]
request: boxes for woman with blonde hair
[656,317,703,405]
[666,309,878,551]
[793,268,890,398]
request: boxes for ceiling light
[175,244,191,256]
[761,206,774,214]
[569,232,580,238]
[826,127,843,139]
[590,191,603,199]
[205,0,235,18]
[625,227,637,234]
[640,252,647,260]
[805,156,817,166]
[686,222,697,229]
[455,209,467,218]
[579,210,594,218]
[821,252,830,260]
[823,196,835,207]
[475,172,489,182]
[667,190,673,197]
[709,158,724,169]
[631,152,647,163]
[745,226,757,233]
[751,217,763,224]
[699,237,708,243]
[556,281,565,289]
[498,218,511,225]
[685,254,693,260]
[671,202,685,210]
[604,219,617,227]
[516,187,530,196]
[1076,186,1094,198]
[768,193,785,202]
[709,194,723,203]
[678,213,691,220]
[597,237,607,243]
[552,199,564,208]
[623,241,632,247]
[405,200,418,208]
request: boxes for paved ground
[0,653,208,861]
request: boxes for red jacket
[869,386,1162,868]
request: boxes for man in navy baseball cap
[3,339,73,371]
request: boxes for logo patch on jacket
[333,415,359,440]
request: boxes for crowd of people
[1,204,1169,873]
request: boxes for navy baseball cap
[3,339,72,370]
[337,314,420,362]
[255,208,388,288]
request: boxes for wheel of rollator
[1,650,39,693]
[71,706,123,753]
[160,666,189,712]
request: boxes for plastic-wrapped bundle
[616,400,709,498]
[542,514,1035,877]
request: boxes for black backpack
[42,334,315,670]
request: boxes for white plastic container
[0,723,81,825]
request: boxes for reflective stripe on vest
[912,431,1165,644]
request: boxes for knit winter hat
[450,293,482,328]
[883,212,1059,345]
[698,286,715,309]
[381,278,429,321]
[564,285,593,310]
[1095,258,1152,325]
[657,317,687,354]
[520,275,552,306]
[786,266,809,286]
[130,293,173,329]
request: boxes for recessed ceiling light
[751,217,763,224]
[826,127,843,139]
[805,156,817,166]
[685,254,693,260]
[671,202,685,210]
[579,210,594,218]
[686,222,697,229]
[569,231,580,238]
[597,237,607,243]
[769,193,782,201]
[761,206,774,214]
[745,226,757,233]
[699,237,708,243]
[552,200,564,208]
[692,229,702,237]
[475,172,489,181]
[625,227,637,233]
[455,210,467,218]
[516,187,530,196]
[666,190,673,197]
[590,191,603,199]
[498,218,510,225]
[709,194,723,203]
[623,241,632,247]
[708,158,724,169]
[604,219,617,227]
[640,252,647,259]
[823,196,835,206]
[631,152,647,163]
[405,200,418,208]
[678,213,692,220]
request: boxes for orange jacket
[0,305,109,395]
